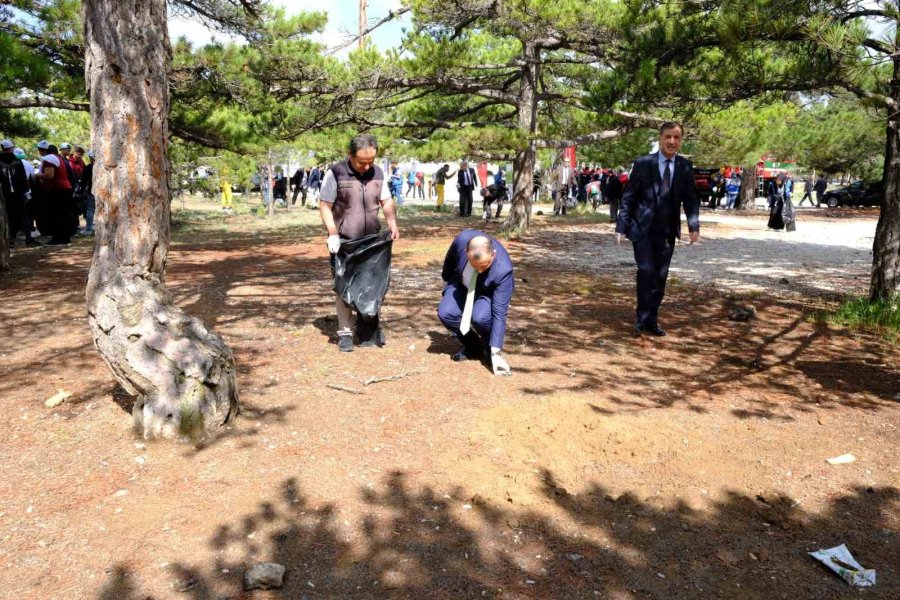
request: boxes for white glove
[615,233,625,246]
[491,352,511,376]
[326,234,341,254]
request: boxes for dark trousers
[632,233,675,327]
[7,196,34,242]
[70,191,81,234]
[291,186,307,206]
[48,190,72,244]
[608,197,619,222]
[85,193,95,232]
[459,187,474,216]
[798,191,813,206]
[815,191,824,207]
[437,282,493,355]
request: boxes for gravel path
[533,208,879,299]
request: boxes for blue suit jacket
[441,229,515,349]
[616,152,700,241]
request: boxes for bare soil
[0,199,897,599]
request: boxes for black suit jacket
[457,167,477,190]
[616,152,700,241]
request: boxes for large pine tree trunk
[0,186,10,273]
[869,57,900,301]
[503,44,539,234]
[736,165,758,210]
[84,0,238,440]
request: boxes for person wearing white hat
[1,140,40,247]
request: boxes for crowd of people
[551,163,629,221]
[1,138,94,251]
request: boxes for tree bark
[84,0,238,440]
[503,44,539,235]
[0,186,10,273]
[870,54,900,301]
[737,165,758,210]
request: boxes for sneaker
[26,239,43,247]
[337,329,354,352]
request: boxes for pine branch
[0,95,89,111]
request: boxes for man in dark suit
[438,229,514,375]
[814,174,828,207]
[616,122,700,336]
[456,160,477,217]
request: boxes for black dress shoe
[451,350,472,361]
[635,323,667,337]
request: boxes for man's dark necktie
[660,159,672,198]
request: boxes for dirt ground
[0,198,897,600]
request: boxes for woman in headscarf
[767,173,788,230]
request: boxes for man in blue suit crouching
[438,229,514,375]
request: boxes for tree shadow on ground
[95,471,899,599]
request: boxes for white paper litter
[825,453,856,465]
[809,544,875,588]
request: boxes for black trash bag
[333,230,393,319]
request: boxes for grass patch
[827,296,900,341]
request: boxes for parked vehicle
[692,167,719,202]
[822,180,882,208]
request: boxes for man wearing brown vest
[319,134,400,352]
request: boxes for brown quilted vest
[329,159,384,240]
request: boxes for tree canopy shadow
[95,470,899,599]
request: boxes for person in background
[415,169,425,200]
[220,166,234,212]
[290,166,307,207]
[68,146,86,181]
[457,160,477,217]
[306,164,323,208]
[273,169,288,207]
[604,167,624,224]
[81,150,95,234]
[33,141,72,246]
[767,172,788,231]
[390,162,404,207]
[260,166,272,206]
[0,139,40,247]
[532,168,543,204]
[814,174,828,208]
[798,174,814,206]
[708,171,723,210]
[553,159,571,216]
[433,164,456,211]
[406,168,417,198]
[725,174,741,209]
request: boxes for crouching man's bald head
[466,235,496,273]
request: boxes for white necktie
[459,269,478,335]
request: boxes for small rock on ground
[243,562,286,591]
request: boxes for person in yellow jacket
[220,166,233,211]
